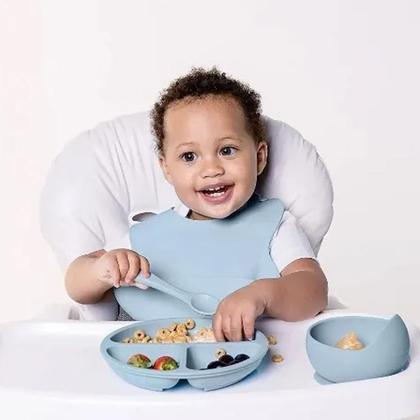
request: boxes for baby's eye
[220,146,238,156]
[180,152,196,162]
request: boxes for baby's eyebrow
[175,136,242,151]
[218,136,242,142]
[176,141,195,150]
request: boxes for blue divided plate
[100,317,268,391]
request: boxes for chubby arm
[65,249,111,304]
[65,249,150,304]
[261,258,328,321]
[212,258,328,341]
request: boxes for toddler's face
[159,95,267,220]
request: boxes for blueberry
[218,354,234,366]
[207,360,222,369]
[234,354,250,363]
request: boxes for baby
[65,67,328,341]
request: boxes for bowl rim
[306,314,390,353]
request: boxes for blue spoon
[135,273,220,316]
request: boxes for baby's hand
[212,283,267,342]
[93,249,150,289]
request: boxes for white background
[0,0,419,323]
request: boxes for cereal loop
[198,327,208,337]
[185,319,196,329]
[120,319,216,345]
[215,348,226,358]
[272,354,284,363]
[133,330,146,340]
[157,328,170,340]
[176,324,187,336]
[267,335,277,345]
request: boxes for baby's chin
[189,205,239,220]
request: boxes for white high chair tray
[0,309,419,420]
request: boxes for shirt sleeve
[269,210,317,274]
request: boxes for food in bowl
[204,352,250,369]
[335,331,364,350]
[121,319,216,344]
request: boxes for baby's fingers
[242,313,255,341]
[124,253,141,285]
[116,252,130,281]
[139,255,151,278]
[212,313,226,342]
[229,314,244,342]
[106,257,122,288]
[135,255,151,289]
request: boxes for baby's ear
[158,154,174,185]
[256,141,268,175]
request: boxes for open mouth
[198,184,234,203]
[201,185,231,197]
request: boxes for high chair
[39,112,337,320]
[0,113,417,419]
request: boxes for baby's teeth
[204,189,225,197]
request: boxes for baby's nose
[200,158,225,177]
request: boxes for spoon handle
[135,273,191,306]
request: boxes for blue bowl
[306,314,410,383]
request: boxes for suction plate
[100,317,269,391]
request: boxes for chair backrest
[40,112,334,271]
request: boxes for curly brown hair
[150,67,267,154]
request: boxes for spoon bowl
[190,293,219,315]
[136,273,220,316]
